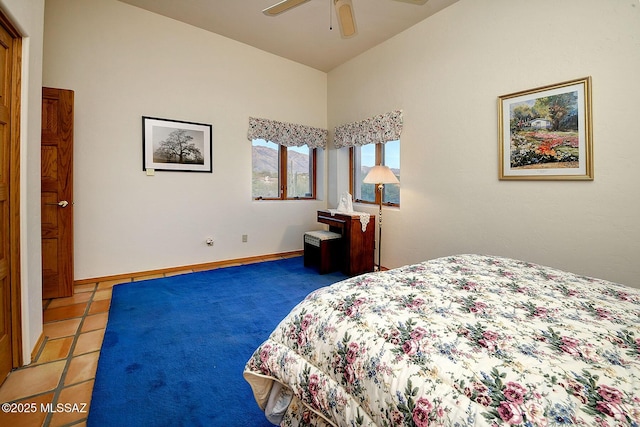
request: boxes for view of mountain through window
[353,140,400,205]
[252,139,314,199]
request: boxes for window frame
[252,140,317,201]
[349,142,400,207]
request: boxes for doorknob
[44,200,70,207]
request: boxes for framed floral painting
[498,77,593,180]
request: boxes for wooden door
[41,88,74,299]
[0,11,21,382]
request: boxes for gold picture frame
[498,77,593,180]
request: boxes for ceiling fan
[263,0,429,38]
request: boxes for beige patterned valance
[333,110,403,148]
[247,117,327,149]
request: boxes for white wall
[42,0,640,286]
[43,0,328,280]
[328,0,640,286]
[0,0,45,364]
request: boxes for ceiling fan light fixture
[334,0,357,38]
[263,0,311,16]
[393,0,429,4]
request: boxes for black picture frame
[142,116,212,173]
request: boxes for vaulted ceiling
[117,0,459,72]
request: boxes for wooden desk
[317,210,375,276]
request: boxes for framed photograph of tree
[142,116,212,172]
[498,77,593,180]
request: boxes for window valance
[333,110,403,148]
[247,117,327,149]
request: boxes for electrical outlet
[242,234,248,243]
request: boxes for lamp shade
[363,165,399,185]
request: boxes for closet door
[41,87,74,299]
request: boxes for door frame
[0,9,23,368]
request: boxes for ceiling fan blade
[263,0,311,16]
[334,0,357,38]
[393,0,429,4]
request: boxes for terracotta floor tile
[0,360,66,402]
[48,380,93,427]
[43,303,88,323]
[46,292,92,309]
[87,299,110,315]
[93,289,112,301]
[36,337,74,364]
[164,269,193,277]
[133,273,164,281]
[74,283,97,293]
[0,391,54,427]
[64,352,99,386]
[80,313,108,333]
[73,330,105,356]
[42,318,81,340]
[97,277,131,290]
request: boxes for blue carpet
[88,257,346,427]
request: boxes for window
[351,140,400,206]
[252,139,316,200]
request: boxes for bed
[243,254,640,426]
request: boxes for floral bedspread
[243,255,640,426]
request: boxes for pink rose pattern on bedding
[244,255,640,426]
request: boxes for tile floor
[0,277,125,427]
[0,269,204,427]
[0,254,295,427]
